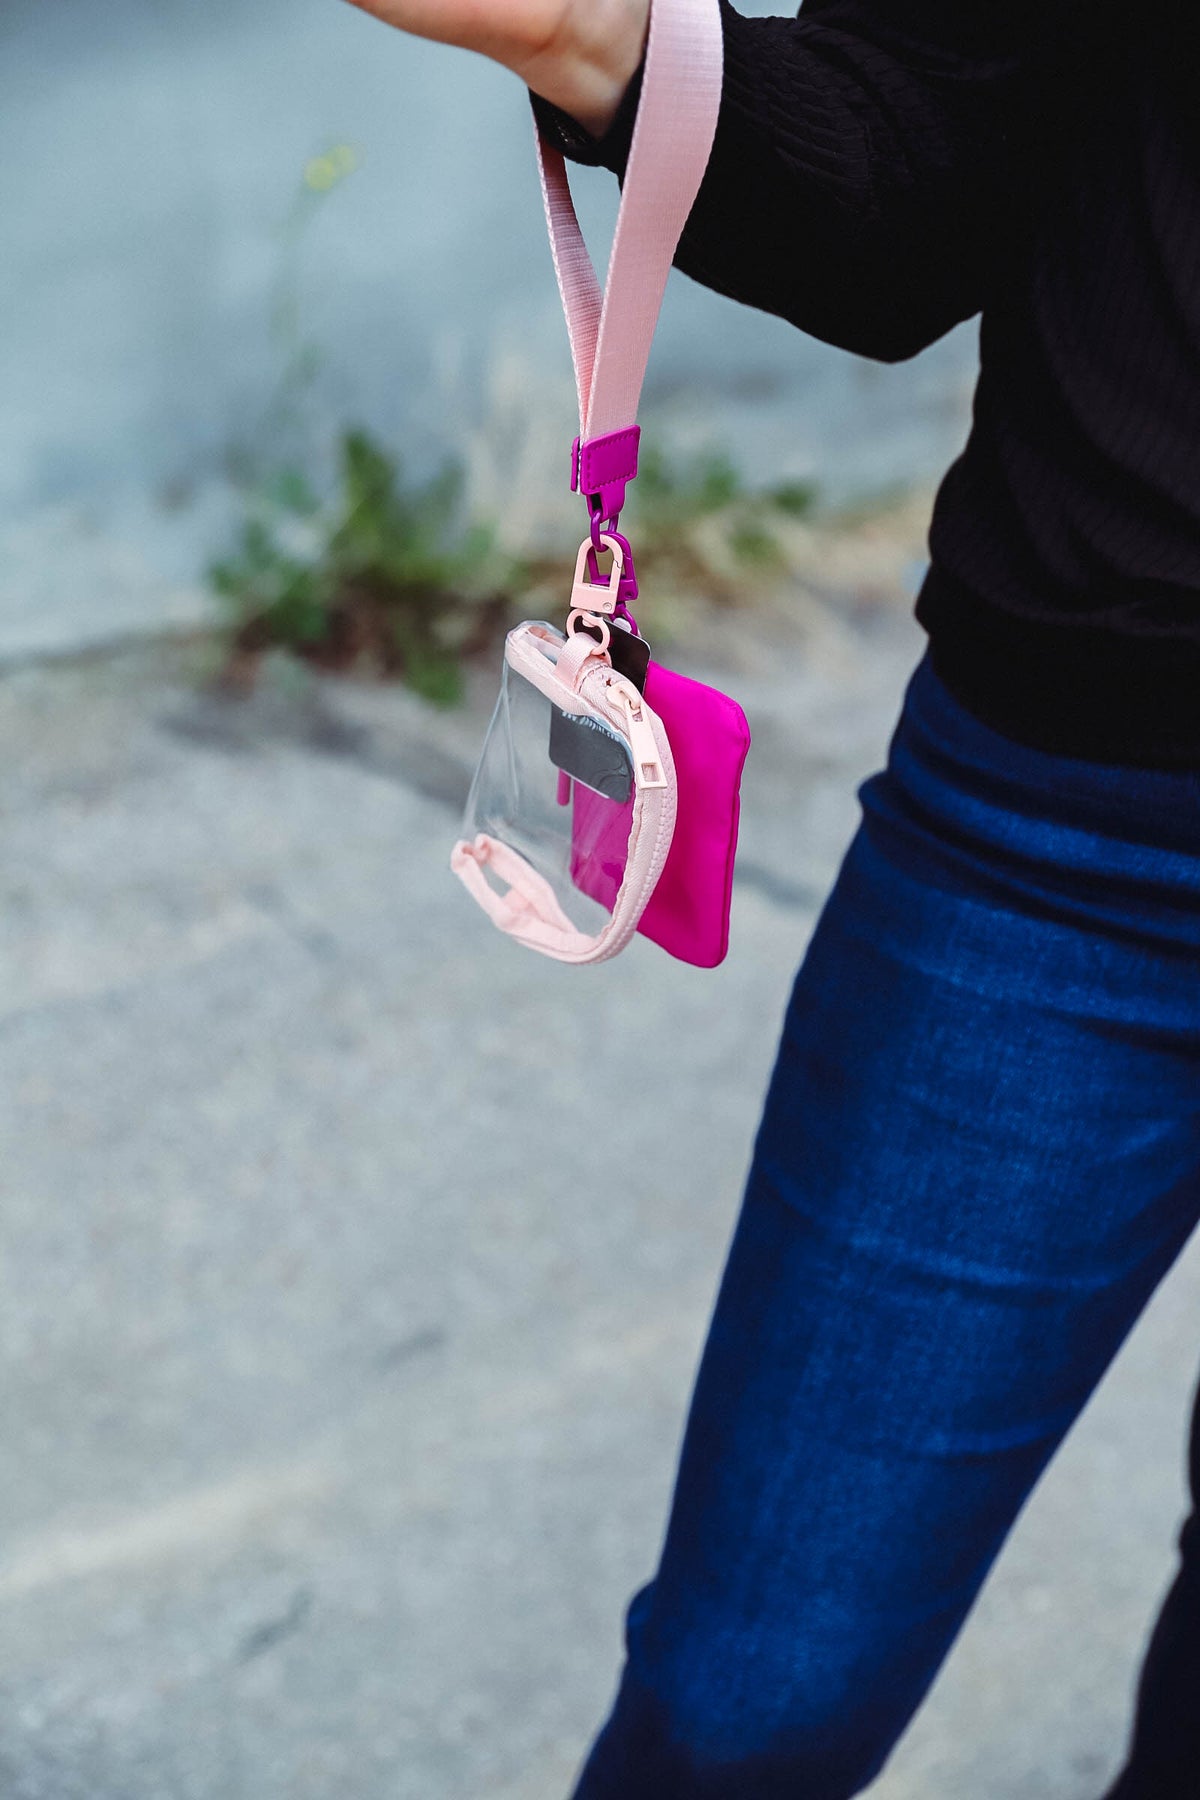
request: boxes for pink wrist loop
[535,0,723,541]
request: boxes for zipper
[577,663,677,952]
[608,676,668,790]
[577,665,667,791]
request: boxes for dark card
[575,620,651,693]
[608,626,651,693]
[548,706,633,803]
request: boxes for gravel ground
[0,584,1197,1800]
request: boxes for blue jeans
[571,651,1200,1800]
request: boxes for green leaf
[693,452,742,511]
[404,651,464,708]
[264,466,320,516]
[767,479,818,518]
[729,521,782,566]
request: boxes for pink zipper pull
[612,679,668,790]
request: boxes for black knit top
[531,0,1200,766]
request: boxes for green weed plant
[212,430,521,707]
[213,434,817,702]
[212,145,816,702]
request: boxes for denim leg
[1104,1377,1200,1800]
[570,661,1200,1800]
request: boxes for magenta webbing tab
[570,426,642,520]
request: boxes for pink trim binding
[451,836,594,956]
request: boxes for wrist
[520,0,649,139]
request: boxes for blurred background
[1,2,1197,1796]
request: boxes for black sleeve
[529,0,1057,363]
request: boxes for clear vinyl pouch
[452,618,677,964]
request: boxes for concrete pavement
[0,603,1197,1800]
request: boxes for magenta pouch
[571,658,751,968]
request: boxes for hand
[342,0,650,138]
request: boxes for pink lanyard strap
[532,0,724,541]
